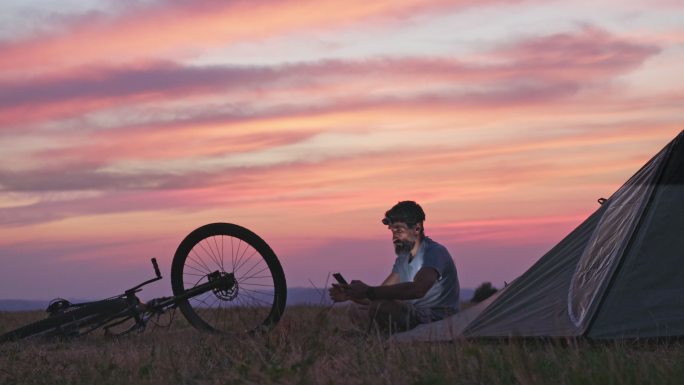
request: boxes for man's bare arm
[381,272,400,286]
[348,272,399,305]
[347,267,439,301]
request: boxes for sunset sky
[1,0,683,300]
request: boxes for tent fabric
[568,144,670,333]
[461,209,602,337]
[394,130,684,341]
[588,133,684,338]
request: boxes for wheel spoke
[190,249,214,273]
[233,239,243,271]
[198,239,222,271]
[235,248,259,274]
[184,263,209,275]
[234,243,254,273]
[239,258,267,280]
[213,235,225,272]
[219,235,225,272]
[206,236,224,271]
[240,274,272,280]
[231,237,236,273]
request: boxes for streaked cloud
[0,0,521,75]
[0,26,660,128]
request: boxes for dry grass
[1,306,684,385]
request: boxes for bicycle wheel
[171,223,287,334]
[0,298,129,343]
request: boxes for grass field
[1,306,683,385]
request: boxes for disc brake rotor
[208,271,238,301]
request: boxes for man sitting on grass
[329,201,460,332]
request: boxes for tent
[395,130,684,341]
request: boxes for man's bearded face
[393,238,415,255]
[390,222,417,255]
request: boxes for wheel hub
[208,271,238,301]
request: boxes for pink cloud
[0,0,516,75]
[33,130,318,166]
[1,123,676,229]
[0,26,661,131]
[431,215,588,244]
[496,26,660,78]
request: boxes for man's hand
[346,280,371,300]
[329,283,350,302]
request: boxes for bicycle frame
[74,258,236,337]
[1,222,287,343]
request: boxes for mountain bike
[0,223,287,342]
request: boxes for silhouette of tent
[395,130,684,341]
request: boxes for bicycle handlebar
[125,258,164,294]
[152,258,161,279]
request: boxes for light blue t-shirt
[391,237,460,320]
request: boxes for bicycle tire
[171,223,287,334]
[0,298,129,343]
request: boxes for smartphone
[332,272,348,285]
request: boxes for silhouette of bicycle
[1,223,287,342]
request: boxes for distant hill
[288,287,332,305]
[0,299,50,312]
[0,288,476,311]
